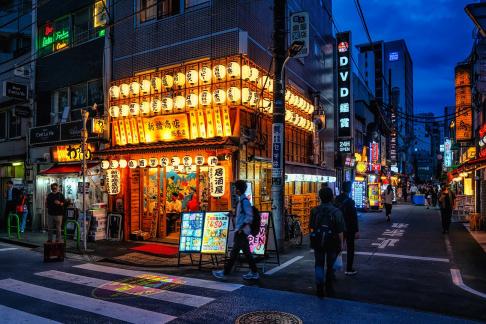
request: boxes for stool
[44,241,65,262]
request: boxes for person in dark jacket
[335,181,359,276]
[3,180,20,230]
[45,183,66,242]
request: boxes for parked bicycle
[285,212,303,246]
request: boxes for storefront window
[51,88,68,124]
[88,79,103,107]
[0,112,6,139]
[139,0,157,23]
[73,7,90,44]
[71,83,87,109]
[8,112,21,138]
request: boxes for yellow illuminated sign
[51,144,95,162]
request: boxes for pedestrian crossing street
[0,263,242,323]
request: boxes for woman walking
[383,185,394,222]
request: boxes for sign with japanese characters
[179,212,204,253]
[247,212,270,255]
[209,166,225,197]
[201,212,230,254]
[105,169,121,195]
[455,64,473,141]
[51,144,95,162]
[336,31,353,153]
[290,11,309,58]
[352,181,366,209]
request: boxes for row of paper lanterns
[285,111,315,131]
[101,155,219,170]
[109,63,275,99]
[285,90,315,115]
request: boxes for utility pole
[272,0,286,251]
[81,109,89,251]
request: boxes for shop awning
[448,156,486,178]
[39,162,99,175]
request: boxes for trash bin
[413,194,425,205]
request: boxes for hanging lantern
[241,65,251,80]
[151,98,162,114]
[174,72,185,87]
[110,160,119,169]
[227,61,241,79]
[249,67,259,82]
[186,93,198,108]
[149,157,158,168]
[308,104,315,114]
[160,157,169,167]
[267,101,274,114]
[213,89,226,105]
[119,159,128,168]
[109,85,120,99]
[209,166,225,198]
[299,117,306,128]
[227,87,241,103]
[161,74,174,89]
[199,66,212,84]
[260,98,271,111]
[241,88,251,104]
[128,160,138,168]
[151,76,162,92]
[199,90,212,106]
[195,155,205,165]
[141,79,151,94]
[140,101,150,115]
[109,106,120,118]
[161,97,173,113]
[130,81,140,96]
[213,64,226,80]
[250,91,259,107]
[101,160,110,169]
[174,95,185,111]
[138,159,147,168]
[295,96,302,109]
[105,169,121,195]
[182,155,192,166]
[267,78,274,92]
[208,156,218,166]
[285,110,292,122]
[120,104,129,117]
[171,156,180,166]
[129,103,140,116]
[186,69,198,86]
[285,90,291,102]
[120,83,130,97]
[289,93,298,106]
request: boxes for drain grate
[235,311,302,324]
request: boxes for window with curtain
[158,0,180,18]
[8,112,22,138]
[139,0,157,23]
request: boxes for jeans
[48,215,63,242]
[314,249,337,287]
[20,210,28,232]
[440,209,452,232]
[345,233,355,272]
[224,230,258,274]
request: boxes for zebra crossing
[0,263,242,323]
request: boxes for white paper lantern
[186,69,198,86]
[174,95,185,110]
[182,155,192,166]
[260,98,271,111]
[241,65,251,81]
[227,61,241,79]
[120,104,129,117]
[299,117,306,128]
[161,74,174,89]
[285,110,292,121]
[250,91,259,107]
[138,159,147,168]
[109,106,120,118]
[174,72,185,87]
[267,78,274,92]
[227,87,241,103]
[171,156,180,166]
[241,88,251,104]
[199,90,212,106]
[267,101,274,114]
[285,90,291,102]
[151,77,162,92]
[130,81,140,96]
[140,101,150,115]
[149,157,158,168]
[207,156,218,166]
[177,165,185,173]
[186,93,198,108]
[213,64,226,80]
[141,79,151,94]
[160,157,169,167]
[195,155,205,165]
[110,160,119,169]
[120,83,130,97]
[309,104,315,114]
[151,98,162,114]
[119,159,128,168]
[249,67,259,82]
[213,89,226,105]
[128,160,138,168]
[199,67,212,83]
[109,85,120,99]
[289,93,298,106]
[129,103,140,116]
[295,96,302,109]
[161,97,174,113]
[101,160,110,169]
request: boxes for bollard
[63,220,81,250]
[7,213,20,239]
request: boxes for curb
[0,237,40,249]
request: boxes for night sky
[334,0,475,116]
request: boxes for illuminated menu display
[201,212,229,254]
[247,212,270,255]
[352,181,366,209]
[179,212,204,253]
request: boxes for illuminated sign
[93,1,107,28]
[179,212,204,253]
[389,52,399,61]
[356,161,367,174]
[286,174,336,183]
[338,139,352,153]
[51,144,94,162]
[336,31,353,152]
[247,212,270,255]
[455,64,473,141]
[209,166,225,197]
[370,142,379,163]
[290,11,309,58]
[352,181,366,209]
[201,212,230,254]
[105,169,121,195]
[444,139,452,168]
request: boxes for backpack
[241,197,261,236]
[310,205,338,251]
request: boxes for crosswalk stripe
[74,263,242,292]
[0,248,18,252]
[35,270,214,307]
[0,279,176,324]
[0,304,61,324]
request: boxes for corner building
[100,0,336,241]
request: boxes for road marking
[0,248,18,252]
[74,263,242,292]
[344,251,449,263]
[35,270,214,307]
[264,256,304,275]
[0,304,61,324]
[450,269,486,299]
[0,279,176,324]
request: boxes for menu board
[179,212,204,253]
[247,212,270,255]
[201,212,230,254]
[352,181,366,209]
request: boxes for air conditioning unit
[13,66,31,78]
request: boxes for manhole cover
[235,311,302,324]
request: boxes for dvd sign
[336,31,353,153]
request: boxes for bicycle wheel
[291,221,303,246]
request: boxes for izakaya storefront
[100,55,322,241]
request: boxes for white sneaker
[242,271,260,280]
[212,270,225,279]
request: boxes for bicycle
[285,213,303,247]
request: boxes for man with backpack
[213,180,259,280]
[335,181,359,276]
[310,187,345,297]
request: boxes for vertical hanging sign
[336,31,353,154]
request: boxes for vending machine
[368,175,382,210]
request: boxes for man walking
[438,185,455,234]
[3,180,20,230]
[45,183,65,242]
[310,187,345,297]
[213,180,259,280]
[335,181,359,276]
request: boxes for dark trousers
[441,209,452,232]
[314,249,337,288]
[345,233,355,272]
[224,231,258,274]
[411,193,415,203]
[2,202,16,229]
[385,203,392,217]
